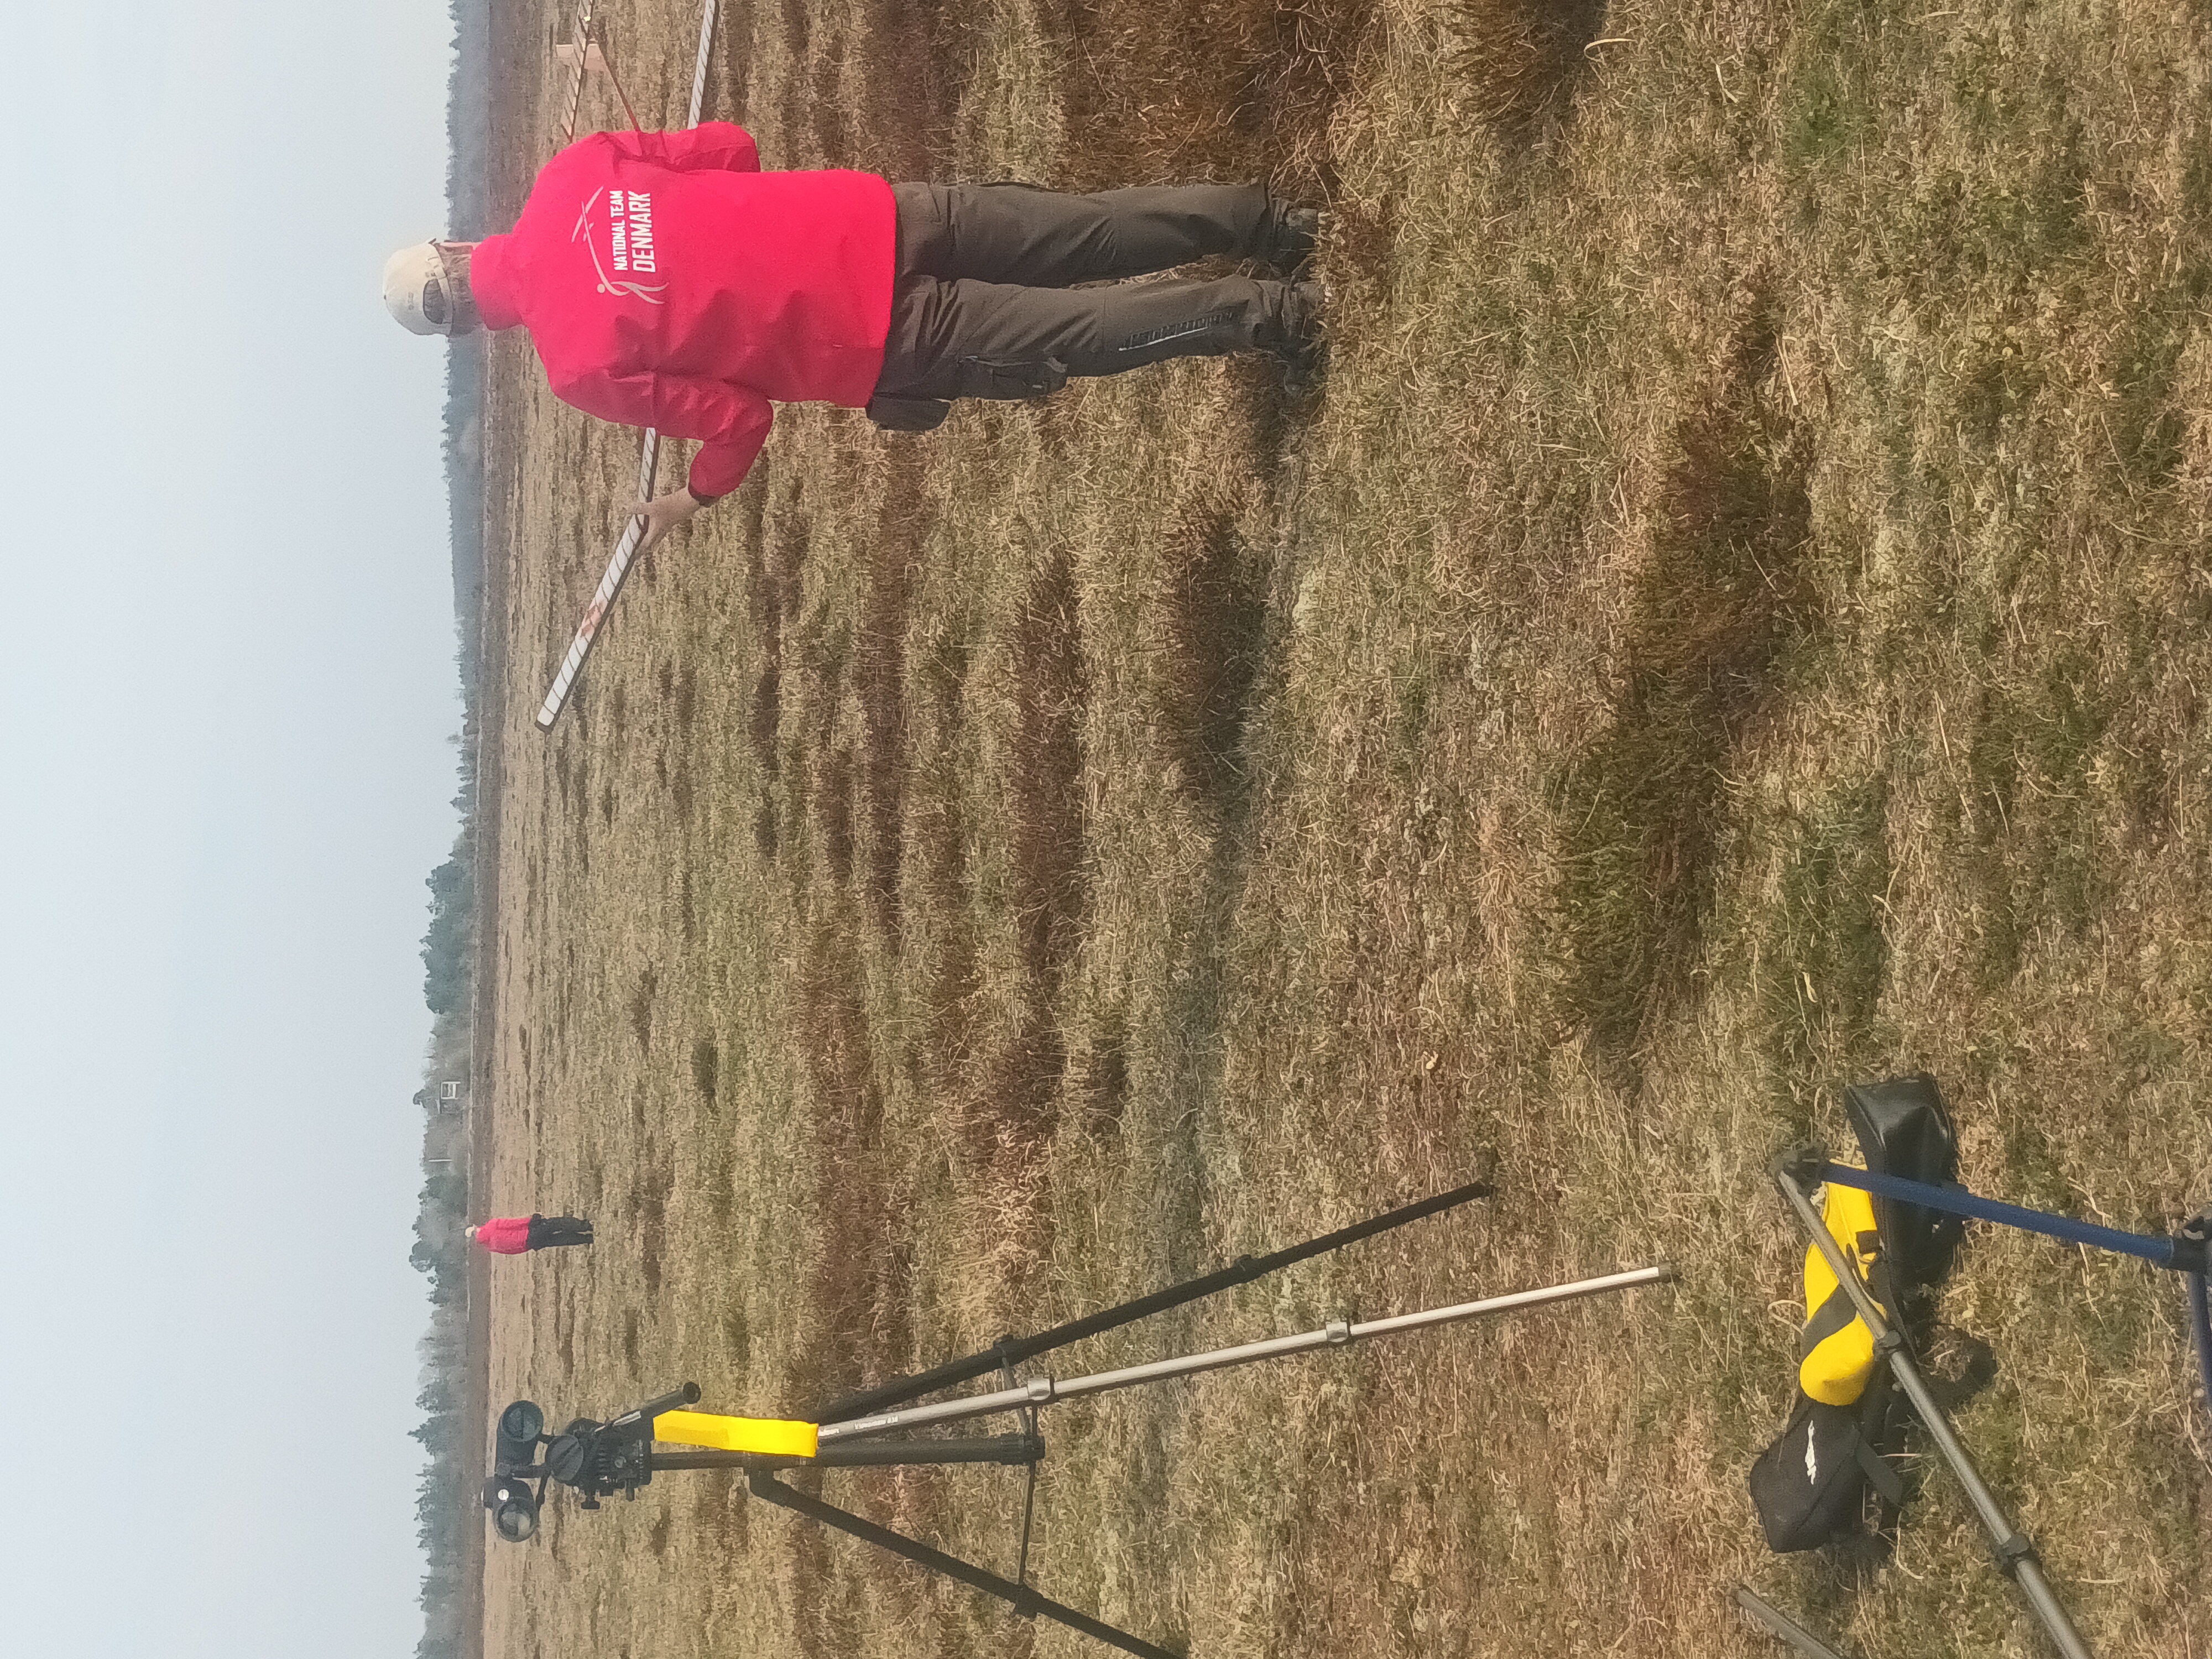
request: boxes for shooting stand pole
[817,1178,1494,1421]
[1773,1158,2093,1659]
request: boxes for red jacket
[469,124,897,500]
[474,1216,532,1254]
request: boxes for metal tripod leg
[1773,1160,2093,1659]
[648,1433,1042,1474]
[818,1265,1672,1444]
[747,1469,1182,1659]
[816,1178,1493,1421]
[1733,1584,1853,1659]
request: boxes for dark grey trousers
[869,182,1304,426]
[525,1215,594,1249]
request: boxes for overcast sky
[0,2,460,1653]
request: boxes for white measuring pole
[536,0,721,732]
[815,1264,1673,1443]
[556,1,598,144]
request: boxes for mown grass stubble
[478,1,2212,1655]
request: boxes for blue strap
[1819,1163,2182,1270]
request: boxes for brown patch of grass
[690,1036,719,1107]
[954,551,1094,1171]
[1075,1011,1131,1138]
[911,640,982,1094]
[857,455,924,935]
[1552,286,1817,1070]
[747,668,782,777]
[777,0,811,60]
[671,661,697,732]
[813,745,857,883]
[1008,549,1089,986]
[1157,482,1269,805]
[632,1146,666,1298]
[1056,0,1378,196]
[745,509,808,781]
[790,919,915,1412]
[1451,0,1610,142]
[1324,194,1397,290]
[628,965,659,1048]
[851,0,972,176]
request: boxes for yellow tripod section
[654,1409,820,1459]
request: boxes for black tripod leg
[747,1470,1184,1659]
[649,1435,1042,1474]
[817,1178,1493,1420]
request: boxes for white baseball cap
[383,241,471,336]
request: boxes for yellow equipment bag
[1797,1175,1889,1407]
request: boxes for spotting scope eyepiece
[494,1399,547,1473]
[481,1473,540,1542]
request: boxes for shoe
[1261,204,1322,278]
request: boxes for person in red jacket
[467,1214,595,1253]
[383,122,1323,551]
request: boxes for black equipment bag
[1748,1372,1910,1552]
[1750,1073,1967,1554]
[1844,1073,1966,1298]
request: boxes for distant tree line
[415,7,491,1657]
[409,743,476,1659]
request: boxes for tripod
[487,1180,1673,1657]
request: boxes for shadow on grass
[1757,775,1892,1095]
[1159,485,1269,807]
[1552,290,1817,1075]
[1452,0,1610,146]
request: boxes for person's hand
[632,488,705,553]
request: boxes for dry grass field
[472,1,2212,1654]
